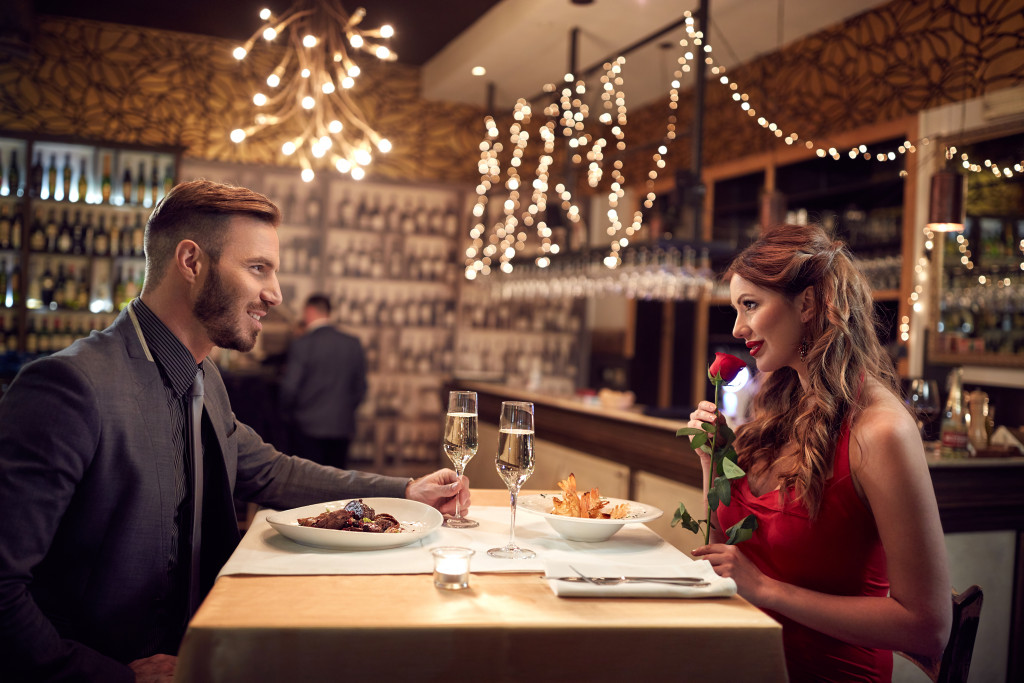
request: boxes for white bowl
[518,493,663,542]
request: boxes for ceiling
[28,0,891,110]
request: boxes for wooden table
[175,490,787,682]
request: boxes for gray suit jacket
[0,309,407,681]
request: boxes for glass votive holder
[431,546,474,590]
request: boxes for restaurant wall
[1,1,1020,195]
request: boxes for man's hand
[406,469,470,516]
[129,654,176,683]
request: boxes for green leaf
[699,443,713,456]
[721,457,745,479]
[676,427,704,437]
[712,475,731,508]
[721,445,739,464]
[690,432,708,450]
[701,421,717,433]
[671,504,702,534]
[725,514,758,545]
[707,487,720,512]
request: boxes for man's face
[193,216,282,352]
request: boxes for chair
[897,585,984,683]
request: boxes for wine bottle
[29,152,43,198]
[101,155,112,204]
[131,212,144,256]
[29,209,46,252]
[8,260,20,308]
[8,150,21,198]
[108,214,120,257]
[10,207,21,250]
[136,161,146,206]
[163,164,174,198]
[44,208,59,252]
[121,167,132,206]
[939,367,969,459]
[56,210,73,254]
[77,157,89,203]
[0,257,7,307]
[40,261,56,308]
[0,203,11,249]
[71,210,85,255]
[150,158,159,205]
[47,154,57,200]
[93,214,109,256]
[62,154,72,202]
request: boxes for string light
[467,9,1023,280]
[230,2,395,182]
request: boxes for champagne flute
[487,401,536,559]
[907,379,940,441]
[442,390,479,528]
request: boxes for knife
[545,576,710,586]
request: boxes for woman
[688,223,950,682]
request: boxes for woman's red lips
[746,340,763,357]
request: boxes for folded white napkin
[544,559,736,598]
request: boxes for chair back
[898,584,984,683]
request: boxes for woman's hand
[692,543,772,606]
[687,400,726,461]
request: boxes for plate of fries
[519,474,663,542]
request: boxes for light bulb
[380,24,394,38]
[301,96,315,109]
[377,139,392,153]
[328,120,343,133]
[266,74,280,87]
[282,141,296,155]
[253,93,267,106]
[301,168,315,183]
[263,27,277,41]
[350,34,364,48]
[230,129,246,143]
[302,34,317,48]
[233,47,247,60]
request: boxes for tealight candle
[431,547,474,590]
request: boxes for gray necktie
[188,368,204,616]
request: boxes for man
[0,180,470,682]
[280,293,366,468]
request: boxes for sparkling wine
[443,411,478,470]
[496,428,535,489]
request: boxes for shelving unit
[0,131,179,371]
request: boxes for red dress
[716,422,892,682]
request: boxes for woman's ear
[175,239,203,284]
[798,286,815,323]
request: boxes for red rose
[708,352,746,385]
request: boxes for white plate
[266,497,442,550]
[518,493,664,542]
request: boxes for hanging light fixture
[926,167,966,232]
[230,2,395,183]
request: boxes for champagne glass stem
[507,488,519,548]
[453,467,463,520]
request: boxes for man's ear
[175,240,204,284]
[798,286,815,323]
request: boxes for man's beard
[193,264,260,352]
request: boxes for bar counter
[458,381,1024,682]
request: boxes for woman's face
[730,274,809,374]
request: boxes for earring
[799,338,810,361]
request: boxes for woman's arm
[699,392,951,658]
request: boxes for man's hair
[143,179,281,289]
[305,293,332,316]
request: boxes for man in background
[281,293,367,468]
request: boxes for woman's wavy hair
[726,223,900,517]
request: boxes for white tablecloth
[219,505,693,577]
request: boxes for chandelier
[230,1,395,182]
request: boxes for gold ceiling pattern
[0,17,485,184]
